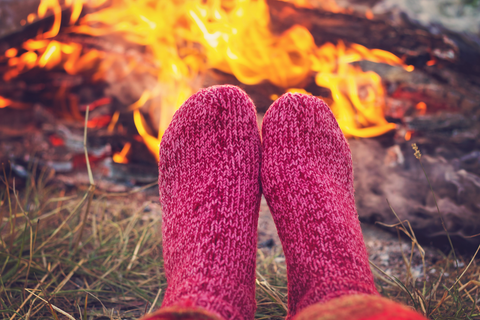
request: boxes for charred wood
[268,0,480,79]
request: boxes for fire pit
[1,0,480,249]
[2,1,480,319]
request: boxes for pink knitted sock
[156,85,262,320]
[261,93,378,319]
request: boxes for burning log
[0,0,479,251]
[267,0,480,78]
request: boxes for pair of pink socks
[143,85,427,320]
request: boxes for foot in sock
[149,85,262,320]
[261,93,378,318]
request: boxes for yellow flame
[38,41,61,68]
[38,0,62,38]
[133,110,160,162]
[128,90,151,111]
[287,88,311,95]
[67,0,83,24]
[312,41,398,137]
[2,0,416,159]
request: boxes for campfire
[1,0,480,250]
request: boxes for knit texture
[293,294,428,320]
[158,85,262,320]
[261,93,378,319]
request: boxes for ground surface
[257,195,443,284]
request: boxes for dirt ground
[256,195,446,282]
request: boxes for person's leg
[142,305,220,320]
[261,93,426,320]
[142,85,262,320]
[293,294,427,320]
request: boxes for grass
[0,171,291,319]
[0,118,479,319]
[2,162,479,319]
[1,189,478,320]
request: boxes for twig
[73,105,96,254]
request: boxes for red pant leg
[293,294,428,320]
[140,305,220,320]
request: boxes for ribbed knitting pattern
[158,85,262,320]
[261,93,378,319]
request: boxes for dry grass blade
[127,226,148,270]
[458,280,480,314]
[370,266,398,287]
[73,105,96,253]
[148,288,162,313]
[34,191,90,253]
[449,244,480,290]
[381,203,425,258]
[369,260,408,293]
[11,180,36,300]
[83,293,88,320]
[25,289,76,320]
[53,259,86,294]
[256,271,287,313]
[83,105,95,187]
[411,144,458,269]
[9,262,60,320]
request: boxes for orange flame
[133,110,160,162]
[5,48,18,58]
[0,96,13,108]
[27,13,36,23]
[405,130,413,141]
[113,142,131,164]
[416,101,427,115]
[2,0,415,159]
[365,9,374,20]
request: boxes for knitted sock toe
[261,93,378,319]
[158,85,262,320]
